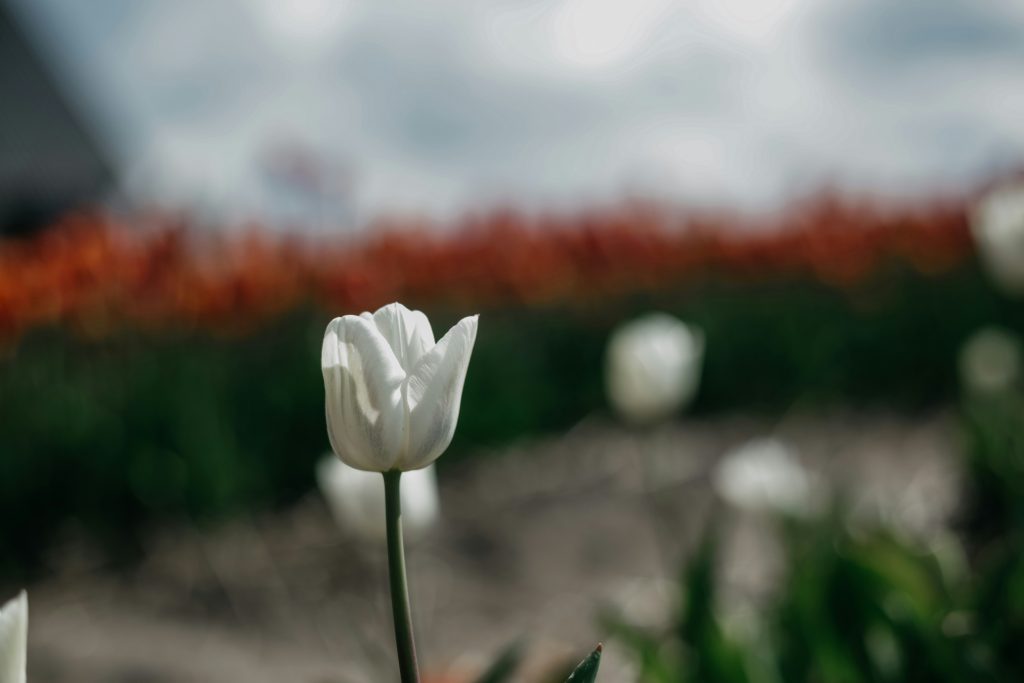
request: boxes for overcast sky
[10,0,1024,229]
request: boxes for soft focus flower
[713,438,819,517]
[958,326,1022,396]
[971,185,1024,294]
[316,455,440,540]
[607,577,679,630]
[0,591,27,683]
[322,303,478,472]
[848,461,960,543]
[605,313,704,424]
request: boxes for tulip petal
[401,315,478,470]
[371,303,436,371]
[0,590,27,683]
[322,316,408,471]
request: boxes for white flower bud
[959,326,1022,396]
[971,185,1024,295]
[605,313,704,425]
[322,303,478,472]
[714,438,820,517]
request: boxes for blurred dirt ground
[21,411,960,682]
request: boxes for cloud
[13,0,1024,228]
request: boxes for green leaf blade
[565,644,603,683]
[472,640,524,683]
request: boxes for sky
[10,0,1024,230]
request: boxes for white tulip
[0,591,27,683]
[959,326,1022,396]
[316,455,440,541]
[605,313,704,424]
[971,185,1024,295]
[322,303,478,472]
[714,438,819,517]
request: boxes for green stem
[384,470,421,683]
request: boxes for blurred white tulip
[958,326,1022,396]
[971,185,1024,295]
[0,591,27,683]
[607,577,679,630]
[317,455,440,541]
[322,302,478,472]
[714,438,819,517]
[605,313,704,424]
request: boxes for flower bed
[0,194,972,344]
[0,191,1016,578]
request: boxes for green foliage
[607,520,993,683]
[961,391,1024,678]
[472,640,523,683]
[606,386,1024,682]
[960,394,1024,543]
[564,644,602,683]
[972,533,1024,677]
[3,264,1024,576]
[602,533,753,683]
[678,537,750,683]
[0,317,327,575]
[774,523,973,682]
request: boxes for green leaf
[472,640,524,683]
[565,644,603,683]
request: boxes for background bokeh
[3,1,1024,681]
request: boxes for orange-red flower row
[0,195,973,343]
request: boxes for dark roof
[0,1,114,234]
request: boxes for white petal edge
[400,314,479,470]
[0,590,27,683]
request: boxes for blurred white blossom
[607,577,679,630]
[316,455,440,541]
[605,313,704,425]
[958,326,1022,396]
[971,185,1024,295]
[0,591,27,683]
[713,438,820,517]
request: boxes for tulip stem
[384,470,421,683]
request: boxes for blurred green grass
[2,263,1024,576]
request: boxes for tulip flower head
[317,455,440,540]
[714,438,819,517]
[322,303,478,472]
[605,313,704,425]
[959,326,1022,396]
[0,591,27,683]
[971,184,1024,295]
